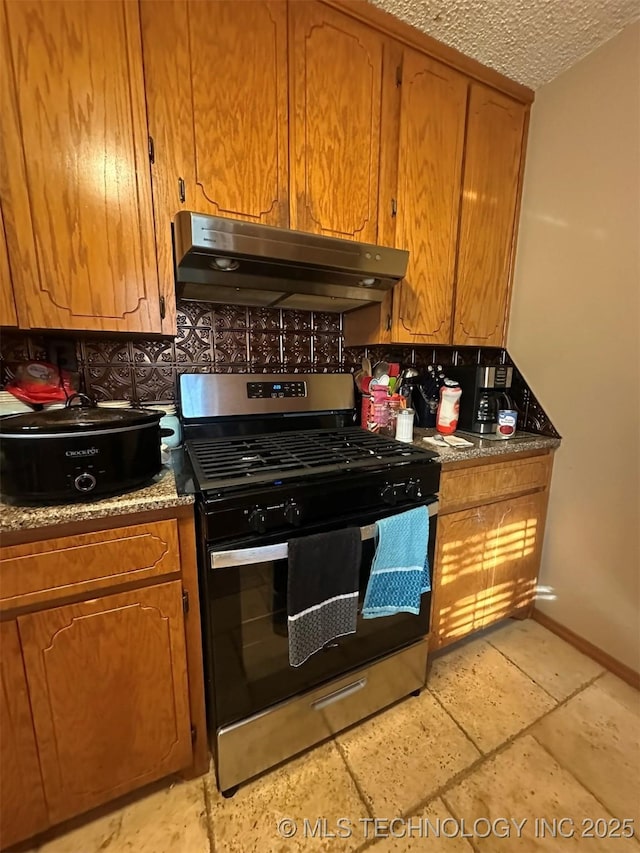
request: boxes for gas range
[175,372,441,796]
[176,373,440,543]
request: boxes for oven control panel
[247,381,307,399]
[380,479,423,506]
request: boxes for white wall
[509,21,640,671]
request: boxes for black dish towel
[287,528,362,668]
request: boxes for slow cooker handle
[65,392,95,408]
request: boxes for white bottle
[436,380,462,435]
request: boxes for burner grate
[186,427,435,491]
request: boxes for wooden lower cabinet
[432,456,551,650]
[0,622,48,850]
[0,508,207,849]
[17,582,193,825]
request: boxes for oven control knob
[381,484,398,505]
[405,480,422,501]
[285,501,302,526]
[248,508,267,534]
[74,472,96,493]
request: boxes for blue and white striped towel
[362,506,430,619]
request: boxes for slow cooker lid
[0,394,161,434]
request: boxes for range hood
[173,211,409,313]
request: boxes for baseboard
[532,609,640,690]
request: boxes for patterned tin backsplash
[0,300,559,437]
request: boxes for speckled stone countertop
[0,466,194,534]
[412,427,560,466]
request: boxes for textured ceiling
[371,0,640,88]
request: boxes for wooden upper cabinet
[0,205,18,327]
[0,621,48,849]
[453,84,527,346]
[141,0,289,227]
[18,582,192,824]
[393,50,468,343]
[1,0,162,334]
[141,0,289,333]
[289,2,383,242]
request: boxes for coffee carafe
[446,365,514,434]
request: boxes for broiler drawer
[216,639,428,792]
[0,520,180,611]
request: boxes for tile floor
[26,619,640,852]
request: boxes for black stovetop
[184,427,437,493]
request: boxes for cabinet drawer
[0,520,180,611]
[440,452,552,512]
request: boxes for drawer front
[0,520,180,611]
[440,453,552,512]
[216,639,428,792]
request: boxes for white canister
[395,407,415,443]
[496,409,518,438]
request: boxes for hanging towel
[362,506,430,619]
[287,528,361,668]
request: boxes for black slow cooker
[0,394,163,504]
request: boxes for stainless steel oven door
[203,500,438,730]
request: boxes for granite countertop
[0,466,194,535]
[412,427,561,465]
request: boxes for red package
[6,361,78,405]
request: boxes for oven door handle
[209,500,438,569]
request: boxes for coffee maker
[446,365,514,434]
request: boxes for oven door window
[206,503,437,728]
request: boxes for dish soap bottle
[436,380,462,435]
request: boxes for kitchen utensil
[372,361,389,379]
[353,369,365,392]
[0,393,162,504]
[361,356,372,376]
[398,367,419,385]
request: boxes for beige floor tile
[335,691,480,816]
[367,798,475,852]
[485,619,604,700]
[444,735,639,851]
[207,740,367,853]
[428,638,556,752]
[532,673,640,826]
[30,778,209,853]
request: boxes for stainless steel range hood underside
[173,211,409,313]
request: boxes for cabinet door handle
[178,177,186,204]
[391,197,397,217]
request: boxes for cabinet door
[1,0,162,334]
[141,0,289,330]
[289,2,383,242]
[431,505,495,649]
[0,204,18,327]
[393,50,467,343]
[453,84,527,346]
[483,490,548,628]
[0,621,48,848]
[18,582,192,824]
